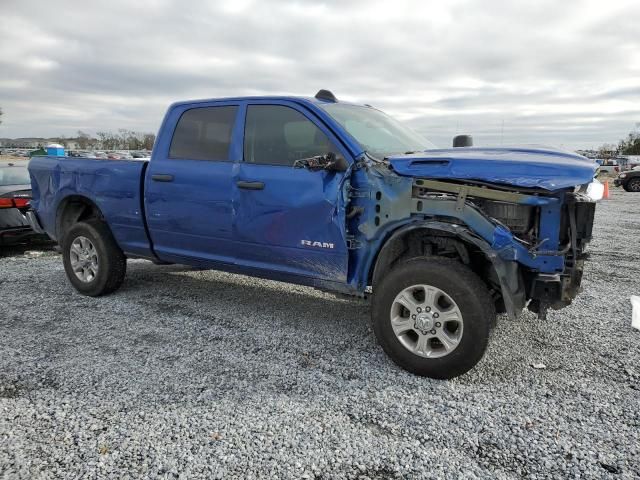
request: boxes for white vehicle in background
[132,151,151,160]
[597,160,620,175]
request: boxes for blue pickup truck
[28,90,601,379]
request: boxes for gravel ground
[1,189,639,479]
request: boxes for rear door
[233,102,350,282]
[145,102,242,264]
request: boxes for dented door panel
[233,163,349,281]
[232,100,351,282]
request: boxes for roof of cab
[168,90,363,109]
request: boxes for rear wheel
[371,257,495,379]
[62,220,126,296]
[625,178,640,192]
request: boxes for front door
[233,102,350,282]
[145,103,241,264]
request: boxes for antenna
[314,90,337,102]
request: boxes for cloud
[0,0,639,148]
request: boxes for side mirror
[326,152,349,172]
[293,152,349,172]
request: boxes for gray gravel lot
[1,190,639,479]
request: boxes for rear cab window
[169,106,238,161]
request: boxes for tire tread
[371,256,495,379]
[62,219,126,296]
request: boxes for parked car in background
[598,160,620,175]
[614,169,640,192]
[0,162,50,245]
[623,156,640,170]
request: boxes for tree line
[1,108,154,150]
[596,127,640,158]
[616,130,640,155]
[56,130,156,151]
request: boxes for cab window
[169,106,237,161]
[244,105,336,166]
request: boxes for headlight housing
[619,173,627,179]
[585,180,604,201]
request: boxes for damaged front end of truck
[345,147,600,320]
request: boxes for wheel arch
[369,221,526,319]
[55,194,105,242]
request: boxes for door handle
[151,174,174,182]
[237,180,265,190]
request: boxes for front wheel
[62,220,127,296]
[371,257,495,379]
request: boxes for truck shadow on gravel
[124,263,371,331]
[0,371,59,399]
[79,262,383,393]
[0,241,58,258]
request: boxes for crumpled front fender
[371,220,526,319]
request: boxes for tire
[61,219,126,296]
[625,178,640,192]
[371,257,495,379]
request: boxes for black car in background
[0,162,50,246]
[614,168,640,192]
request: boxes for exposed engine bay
[407,177,596,319]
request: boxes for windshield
[0,165,30,186]
[320,103,436,159]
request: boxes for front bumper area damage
[408,179,596,319]
[360,167,596,319]
[527,196,595,318]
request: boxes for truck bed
[29,156,153,258]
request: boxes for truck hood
[386,146,597,191]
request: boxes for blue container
[46,143,65,156]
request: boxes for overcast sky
[1,0,639,149]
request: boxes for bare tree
[94,130,154,151]
[96,132,110,149]
[143,133,156,150]
[618,131,640,155]
[597,144,616,160]
[96,131,117,150]
[53,135,69,148]
[77,130,91,149]
[0,107,3,126]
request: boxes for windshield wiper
[383,150,418,160]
